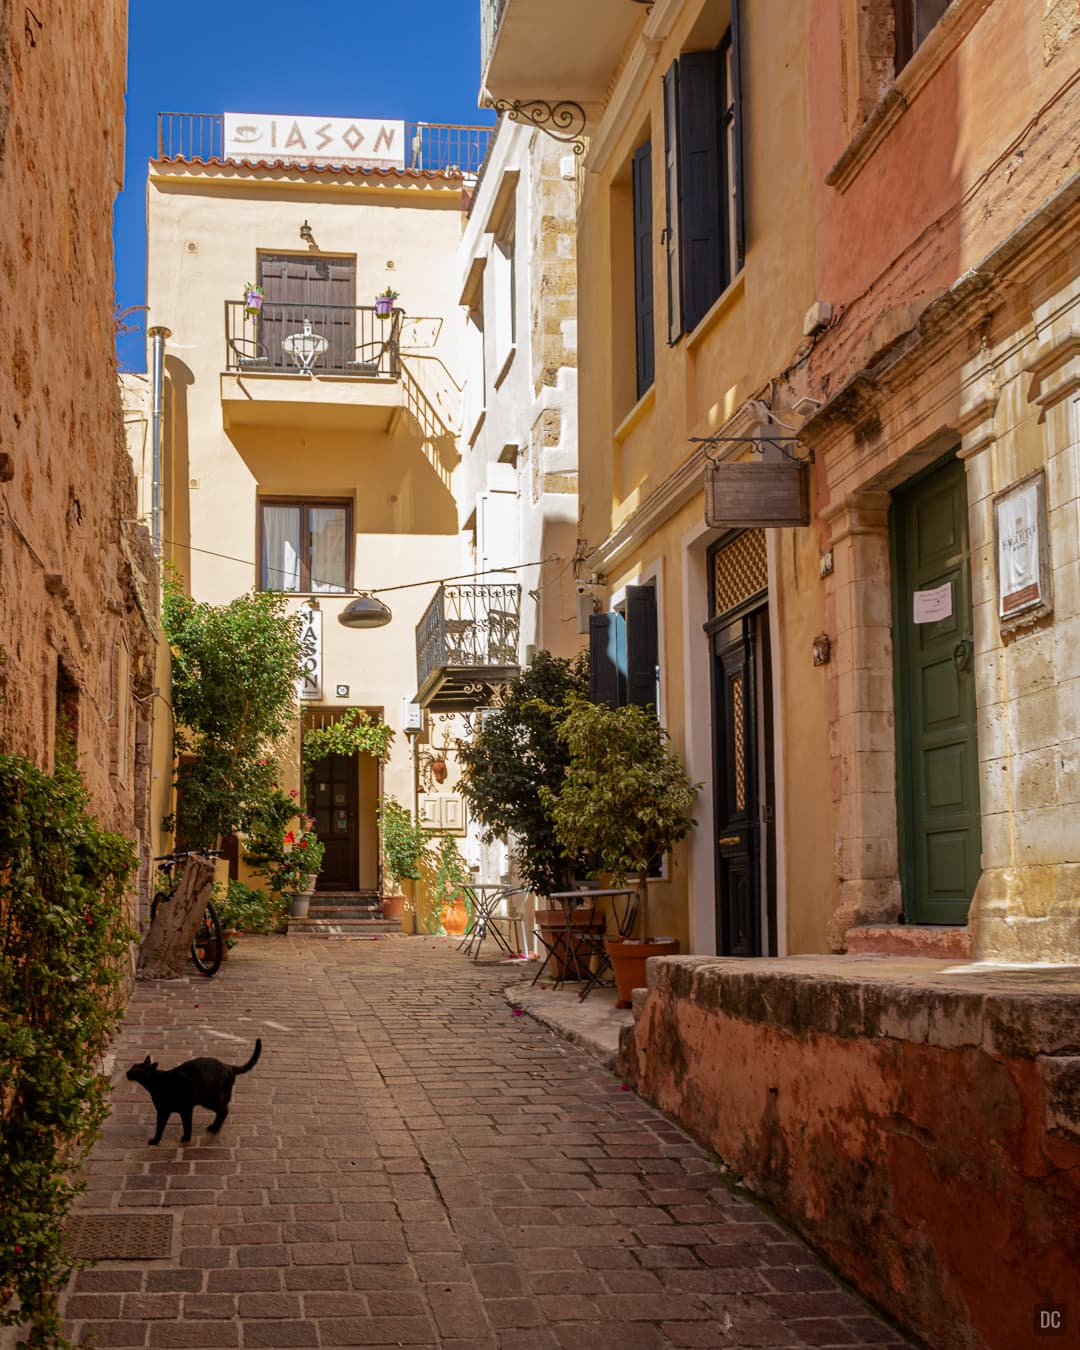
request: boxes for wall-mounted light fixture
[299,220,315,244]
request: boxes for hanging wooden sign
[705,460,810,528]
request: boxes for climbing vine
[301,709,394,773]
[0,748,137,1349]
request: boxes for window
[258,498,352,593]
[893,0,950,73]
[663,3,744,339]
[632,142,655,398]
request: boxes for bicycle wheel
[191,900,223,977]
[150,890,168,924]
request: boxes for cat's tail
[236,1038,262,1074]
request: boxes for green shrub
[214,880,284,935]
[0,750,137,1348]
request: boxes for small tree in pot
[543,696,698,1006]
[377,795,429,924]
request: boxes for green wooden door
[891,455,981,924]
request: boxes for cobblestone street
[64,936,914,1349]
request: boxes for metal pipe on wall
[147,326,172,558]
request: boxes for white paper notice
[913,581,953,624]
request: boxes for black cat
[126,1038,262,1145]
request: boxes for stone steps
[288,916,401,937]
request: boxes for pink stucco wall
[621,957,1080,1350]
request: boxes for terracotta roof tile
[154,155,465,181]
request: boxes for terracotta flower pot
[440,896,470,936]
[381,893,406,923]
[605,937,680,1008]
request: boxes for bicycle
[151,850,225,978]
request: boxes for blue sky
[115,1,493,371]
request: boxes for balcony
[220,302,404,432]
[414,583,521,710]
[158,113,493,177]
[481,0,643,108]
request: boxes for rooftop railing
[157,113,493,177]
[480,0,508,76]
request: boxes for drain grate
[65,1213,174,1260]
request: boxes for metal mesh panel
[65,1214,174,1260]
[713,529,767,616]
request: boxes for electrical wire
[158,535,560,595]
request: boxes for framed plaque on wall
[993,469,1052,631]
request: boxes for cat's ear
[149,1060,159,1070]
[142,1055,152,1066]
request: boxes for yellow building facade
[485,0,829,955]
[140,115,494,906]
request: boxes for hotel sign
[223,113,406,169]
[297,607,322,702]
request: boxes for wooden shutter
[662,63,682,345]
[677,50,724,334]
[625,585,658,711]
[729,2,746,273]
[632,142,655,398]
[589,611,627,709]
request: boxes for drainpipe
[147,326,172,558]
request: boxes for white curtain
[263,505,301,591]
[310,506,347,593]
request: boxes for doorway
[257,253,357,371]
[302,709,381,894]
[707,531,776,956]
[890,452,981,924]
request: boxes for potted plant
[458,652,591,901]
[544,697,699,1007]
[242,788,324,920]
[378,795,429,924]
[374,286,399,318]
[243,282,264,317]
[432,834,471,936]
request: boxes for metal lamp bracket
[488,98,588,155]
[691,433,814,465]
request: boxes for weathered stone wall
[0,1,157,873]
[529,132,578,397]
[622,956,1080,1350]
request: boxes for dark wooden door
[309,752,358,890]
[892,454,981,924]
[257,254,356,370]
[710,604,775,956]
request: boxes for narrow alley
[63,938,913,1350]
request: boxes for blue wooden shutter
[589,611,627,709]
[662,62,682,344]
[626,585,658,711]
[677,49,723,333]
[632,141,655,398]
[729,3,746,272]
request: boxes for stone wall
[621,956,1080,1350]
[0,1,157,883]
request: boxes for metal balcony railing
[225,301,402,376]
[158,113,493,177]
[415,584,521,693]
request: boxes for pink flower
[289,789,298,798]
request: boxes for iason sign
[224,113,406,169]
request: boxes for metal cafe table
[456,884,529,961]
[537,887,638,999]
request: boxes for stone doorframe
[800,326,1000,951]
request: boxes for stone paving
[64,934,915,1350]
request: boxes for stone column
[820,490,900,949]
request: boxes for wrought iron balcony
[414,583,521,710]
[225,301,401,377]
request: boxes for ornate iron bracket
[690,434,814,465]
[489,99,588,155]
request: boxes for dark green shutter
[626,585,658,711]
[589,612,627,709]
[632,142,655,398]
[663,62,682,344]
[729,3,746,272]
[677,50,724,333]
